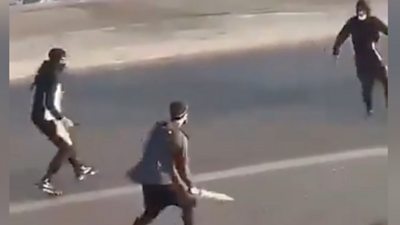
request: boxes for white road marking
[99,26,117,32]
[10,146,387,215]
[265,12,326,16]
[237,11,325,18]
[128,23,147,28]
[238,14,256,19]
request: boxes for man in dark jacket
[31,48,97,195]
[333,0,388,117]
[128,101,196,225]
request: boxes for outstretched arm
[333,20,352,55]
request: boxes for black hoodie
[333,1,388,57]
[333,16,388,56]
[31,60,65,122]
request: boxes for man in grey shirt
[128,101,196,225]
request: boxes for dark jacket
[333,16,388,55]
[31,61,65,122]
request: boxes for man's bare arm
[173,153,193,190]
[168,130,193,190]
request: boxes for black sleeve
[333,18,352,51]
[373,17,388,35]
[30,75,38,91]
[44,78,64,120]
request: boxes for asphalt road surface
[9,38,388,224]
[10,0,387,39]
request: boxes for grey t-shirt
[128,121,189,185]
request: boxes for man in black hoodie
[333,0,388,117]
[30,48,97,195]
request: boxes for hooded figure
[333,0,388,117]
[31,48,97,196]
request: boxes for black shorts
[32,116,57,138]
[142,184,179,209]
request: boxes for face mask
[60,57,68,65]
[182,114,188,125]
[357,10,367,20]
[59,57,68,70]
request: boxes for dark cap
[48,48,66,62]
[169,101,188,120]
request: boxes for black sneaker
[36,179,62,196]
[76,165,98,181]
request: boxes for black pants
[32,116,82,180]
[355,54,388,111]
[133,184,194,225]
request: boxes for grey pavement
[10,153,387,225]
[9,0,388,80]
[10,0,367,38]
[7,0,391,224]
[10,39,388,203]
